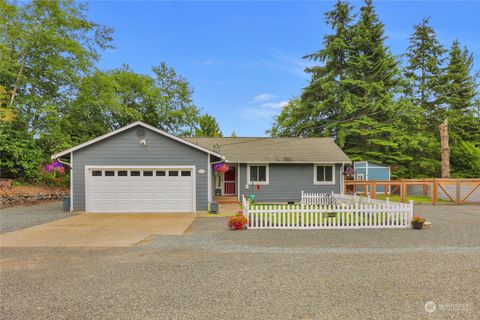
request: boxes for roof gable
[51,121,224,159]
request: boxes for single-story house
[52,121,351,213]
[353,161,390,194]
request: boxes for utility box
[63,196,71,212]
[209,202,219,214]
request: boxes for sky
[87,0,480,136]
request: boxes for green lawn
[375,195,450,203]
[246,204,407,227]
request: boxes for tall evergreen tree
[272,1,354,137]
[444,40,479,143]
[404,17,446,127]
[195,114,222,137]
[338,0,401,164]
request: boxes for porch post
[207,154,212,203]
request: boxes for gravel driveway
[0,201,71,234]
[1,204,479,319]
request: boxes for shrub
[228,211,248,230]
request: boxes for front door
[223,167,236,195]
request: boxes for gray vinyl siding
[238,163,342,202]
[72,126,208,211]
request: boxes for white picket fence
[242,193,413,230]
[301,191,336,205]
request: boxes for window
[168,171,179,177]
[247,164,269,184]
[92,170,102,176]
[105,171,115,176]
[143,171,153,176]
[181,171,191,177]
[130,171,140,177]
[118,171,128,176]
[314,165,335,184]
[156,170,166,176]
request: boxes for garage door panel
[87,167,194,213]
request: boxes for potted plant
[411,215,425,229]
[44,161,65,184]
[213,163,229,176]
[228,211,248,230]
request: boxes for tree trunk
[439,119,450,178]
[8,62,25,108]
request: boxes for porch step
[215,196,239,204]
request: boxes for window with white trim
[314,165,335,184]
[247,164,269,184]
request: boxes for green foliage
[0,0,212,183]
[65,63,201,145]
[0,123,45,180]
[273,0,407,172]
[444,40,479,144]
[271,0,479,178]
[450,141,480,178]
[195,114,222,137]
[404,17,446,126]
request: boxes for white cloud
[263,47,314,80]
[241,100,288,123]
[203,60,213,65]
[253,93,277,102]
[241,108,277,122]
[260,100,288,109]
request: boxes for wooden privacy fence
[344,178,480,205]
[242,194,413,230]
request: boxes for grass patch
[375,195,450,203]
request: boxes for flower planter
[412,221,424,230]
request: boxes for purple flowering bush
[38,161,68,186]
[44,161,65,177]
[213,163,229,176]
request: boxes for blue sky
[87,1,480,136]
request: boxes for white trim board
[207,154,212,204]
[313,164,336,185]
[247,164,269,185]
[52,121,224,160]
[70,152,73,212]
[243,161,351,164]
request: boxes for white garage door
[86,167,195,213]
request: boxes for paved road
[1,204,479,319]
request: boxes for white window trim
[70,152,73,212]
[313,164,335,185]
[247,164,269,185]
[356,173,364,181]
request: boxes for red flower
[228,212,248,230]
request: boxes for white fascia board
[243,161,351,164]
[52,121,224,159]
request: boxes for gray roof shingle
[183,137,351,163]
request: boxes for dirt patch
[0,185,69,196]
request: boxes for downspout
[55,157,73,212]
[56,158,71,168]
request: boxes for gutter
[55,158,72,168]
